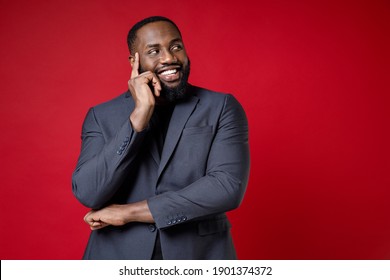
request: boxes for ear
[129,55,135,67]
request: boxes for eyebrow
[145,38,183,49]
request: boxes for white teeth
[160,69,177,76]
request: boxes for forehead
[135,21,182,49]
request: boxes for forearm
[124,200,154,223]
[148,159,249,229]
[84,200,154,230]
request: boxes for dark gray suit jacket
[72,85,250,259]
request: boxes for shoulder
[190,85,227,101]
[92,91,131,111]
[89,91,133,118]
[189,85,244,112]
[80,92,133,128]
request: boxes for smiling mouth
[158,68,181,83]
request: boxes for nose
[160,49,176,64]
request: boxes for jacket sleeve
[72,107,148,209]
[147,94,250,229]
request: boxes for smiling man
[72,16,250,260]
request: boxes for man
[72,16,250,260]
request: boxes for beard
[139,59,191,103]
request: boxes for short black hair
[127,16,181,54]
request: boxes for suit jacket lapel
[157,93,199,179]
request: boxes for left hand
[84,204,129,230]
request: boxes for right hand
[128,52,162,132]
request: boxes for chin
[160,80,188,103]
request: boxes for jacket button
[148,224,156,232]
[167,220,172,225]
[182,216,187,221]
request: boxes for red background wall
[0,0,389,259]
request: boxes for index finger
[83,210,93,222]
[131,52,140,78]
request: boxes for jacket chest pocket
[182,125,213,136]
[179,125,214,164]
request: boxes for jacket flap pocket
[198,217,231,236]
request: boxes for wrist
[122,204,136,224]
[130,106,154,132]
[122,201,154,224]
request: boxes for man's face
[132,21,190,102]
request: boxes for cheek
[178,53,189,65]
[139,57,158,72]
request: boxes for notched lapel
[158,94,199,178]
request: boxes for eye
[148,49,159,56]
[171,44,183,52]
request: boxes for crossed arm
[84,201,153,230]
